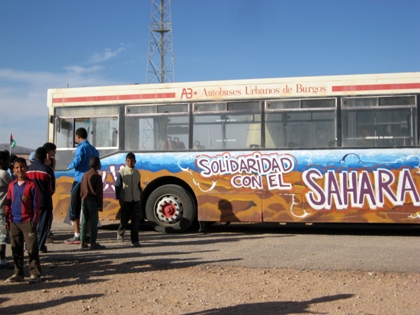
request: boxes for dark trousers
[9,221,41,277]
[37,207,51,250]
[80,199,99,244]
[117,201,140,243]
[48,209,54,236]
[69,181,81,220]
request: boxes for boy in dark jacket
[27,147,55,253]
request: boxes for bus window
[54,105,120,149]
[125,104,189,151]
[193,101,261,150]
[341,96,417,147]
[55,118,74,148]
[125,115,189,151]
[55,116,118,149]
[74,117,118,148]
[54,114,119,170]
[265,98,336,149]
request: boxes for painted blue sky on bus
[1,0,419,149]
[91,150,420,176]
[57,149,420,182]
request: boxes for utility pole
[146,0,175,83]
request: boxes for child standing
[0,151,12,269]
[43,142,56,243]
[27,147,55,253]
[115,152,142,247]
[80,156,104,250]
[4,157,41,283]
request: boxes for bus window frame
[192,101,262,150]
[264,98,337,149]
[340,95,418,148]
[124,103,190,151]
[54,114,120,150]
[125,103,189,116]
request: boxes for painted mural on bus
[52,149,420,225]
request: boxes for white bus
[47,72,420,232]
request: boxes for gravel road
[1,221,419,314]
[25,221,419,272]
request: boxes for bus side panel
[139,152,262,223]
[53,149,420,224]
[261,149,420,224]
[193,181,262,223]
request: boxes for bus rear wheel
[145,185,196,233]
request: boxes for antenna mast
[146,0,175,83]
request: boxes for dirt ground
[1,225,419,315]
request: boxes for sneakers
[28,274,41,284]
[0,263,13,269]
[90,242,105,250]
[6,274,41,283]
[117,233,124,243]
[0,259,14,269]
[5,274,24,283]
[132,242,141,247]
[40,246,48,253]
[46,232,54,243]
[80,242,89,250]
[64,235,81,244]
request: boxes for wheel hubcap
[156,195,183,224]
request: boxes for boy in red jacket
[4,157,41,284]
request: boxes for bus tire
[145,184,196,233]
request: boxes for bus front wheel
[145,185,196,233]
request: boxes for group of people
[1,142,56,283]
[2,127,143,284]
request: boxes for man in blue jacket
[65,128,99,244]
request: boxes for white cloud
[0,44,130,148]
[0,67,116,120]
[0,67,118,148]
[89,46,126,63]
[0,68,61,86]
[64,65,103,75]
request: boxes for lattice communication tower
[146,0,175,83]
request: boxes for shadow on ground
[183,294,354,315]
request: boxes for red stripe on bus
[52,92,176,103]
[332,83,420,92]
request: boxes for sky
[1,0,419,149]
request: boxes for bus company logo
[181,87,243,99]
[195,152,296,191]
[180,88,198,99]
